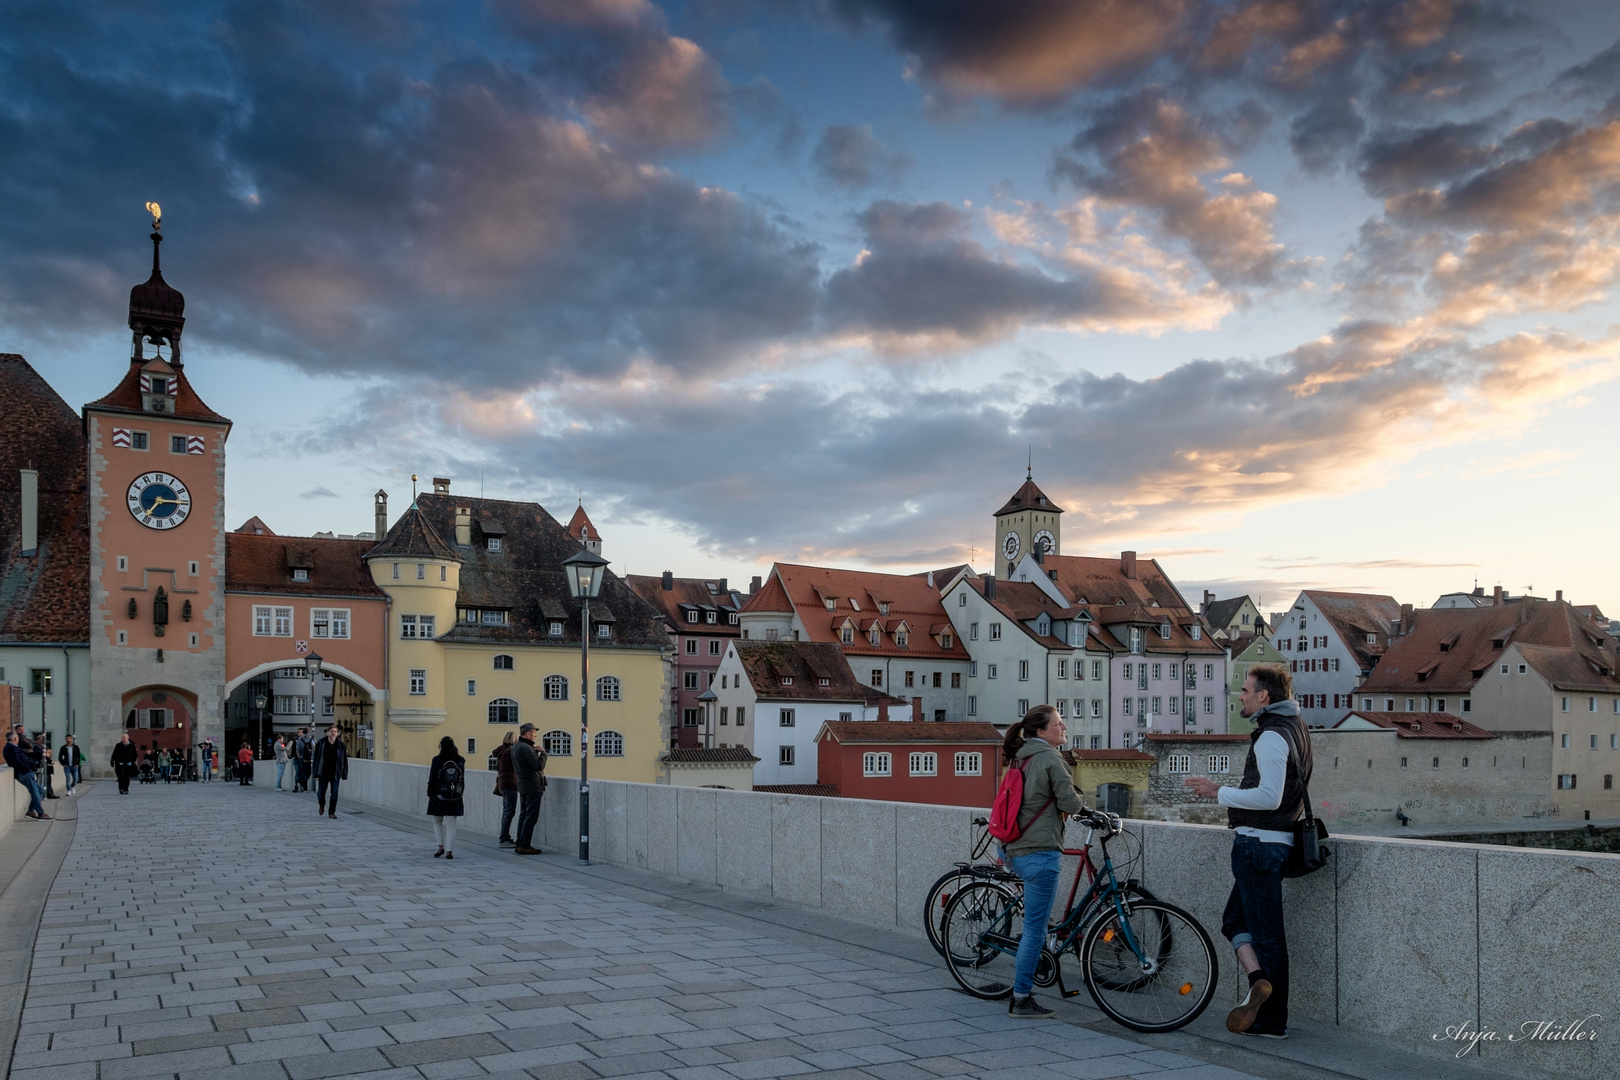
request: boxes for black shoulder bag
[1279,728,1330,878]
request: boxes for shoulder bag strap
[1275,724,1316,825]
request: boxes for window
[1122,662,1132,680]
[735,707,745,727]
[709,639,722,655]
[161,433,185,454]
[682,708,700,727]
[1204,696,1214,714]
[1591,697,1599,713]
[1152,663,1162,680]
[1462,699,1472,713]
[779,709,796,727]
[1055,699,1067,717]
[1017,698,1029,715]
[969,622,979,641]
[685,639,698,654]
[958,592,967,607]
[1169,696,1179,715]
[542,731,572,756]
[987,664,997,680]
[841,626,854,644]
[989,623,1002,641]
[862,752,891,776]
[706,611,717,624]
[188,560,199,576]
[1123,698,1133,716]
[779,746,795,767]
[486,537,502,553]
[1606,775,1614,790]
[549,621,564,636]
[1433,757,1440,768]
[1168,663,1178,680]
[1436,699,1447,713]
[467,680,477,696]
[871,669,883,686]
[594,730,624,757]
[1561,734,1570,749]
[544,675,569,700]
[904,670,915,688]
[967,696,977,716]
[686,611,699,624]
[1152,697,1162,714]
[1518,664,1527,674]
[392,563,400,579]
[1091,700,1102,718]
[1401,757,1408,768]
[400,614,419,639]
[1558,774,1576,790]
[1592,734,1600,750]
[597,624,610,639]
[480,609,507,625]
[896,630,909,647]
[597,676,621,701]
[1167,755,1191,774]
[683,671,699,690]
[409,670,426,695]
[909,752,937,776]
[1209,755,1230,774]
[488,698,519,724]
[780,676,794,686]
[131,431,149,450]
[310,608,349,639]
[1613,734,1619,750]
[1018,660,1029,681]
[837,711,851,722]
[290,567,310,583]
[494,655,514,670]
[1562,697,1571,712]
[969,661,978,677]
[416,563,425,580]
[253,606,273,636]
[720,708,730,725]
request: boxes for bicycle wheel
[923,867,976,957]
[1079,899,1217,1033]
[1071,887,1168,993]
[940,880,1023,999]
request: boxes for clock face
[127,471,192,530]
[1002,530,1021,561]
[1034,529,1055,554]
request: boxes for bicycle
[940,807,1217,1033]
[924,814,1157,958]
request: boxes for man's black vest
[1228,705,1312,833]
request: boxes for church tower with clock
[993,469,1064,579]
[84,212,232,771]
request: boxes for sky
[6,0,1620,620]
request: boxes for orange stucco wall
[224,594,388,693]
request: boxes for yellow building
[1070,749,1156,818]
[367,484,673,781]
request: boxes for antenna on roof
[1027,446,1032,481]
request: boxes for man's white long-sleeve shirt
[1217,730,1294,845]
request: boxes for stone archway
[121,686,199,770]
[224,665,377,762]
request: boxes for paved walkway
[7,782,1533,1080]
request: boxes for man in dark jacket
[1184,663,1311,1041]
[5,731,49,819]
[311,726,348,819]
[510,723,548,855]
[59,735,83,795]
[110,732,139,794]
[294,728,313,792]
[495,737,519,846]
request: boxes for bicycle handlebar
[1071,807,1122,835]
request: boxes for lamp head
[306,651,324,678]
[562,547,610,599]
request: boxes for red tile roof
[84,359,229,424]
[753,784,841,797]
[1042,553,1192,613]
[1300,591,1402,672]
[233,516,276,536]
[815,721,1005,744]
[659,747,760,763]
[741,574,794,613]
[226,533,386,598]
[734,641,874,701]
[1074,749,1157,762]
[994,478,1064,516]
[1516,643,1620,694]
[1143,733,1252,742]
[365,505,462,563]
[626,574,744,636]
[1359,599,1618,696]
[756,563,965,660]
[0,354,89,643]
[1336,712,1496,739]
[566,503,598,544]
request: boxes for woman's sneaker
[1226,978,1272,1033]
[1007,995,1054,1019]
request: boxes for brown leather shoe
[1227,979,1272,1033]
[328,812,336,819]
[514,846,542,855]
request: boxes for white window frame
[1167,754,1191,774]
[544,675,569,701]
[863,752,891,777]
[311,608,350,639]
[908,752,937,777]
[953,752,982,776]
[596,676,622,702]
[542,730,573,756]
[779,746,795,767]
[1209,755,1230,774]
[408,670,426,696]
[488,698,520,724]
[253,605,273,636]
[779,709,796,728]
[594,730,624,757]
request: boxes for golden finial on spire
[145,201,162,230]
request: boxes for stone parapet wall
[345,759,1615,1078]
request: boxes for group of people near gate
[996,663,1311,1041]
[419,722,549,859]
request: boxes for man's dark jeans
[316,776,340,813]
[1221,834,1292,1032]
[515,791,542,848]
[499,790,519,842]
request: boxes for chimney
[1032,548,1044,565]
[1202,589,1214,615]
[661,570,673,590]
[984,576,996,600]
[1493,585,1503,605]
[432,477,450,495]
[877,699,889,722]
[750,575,761,595]
[455,506,471,547]
[19,469,38,556]
[1122,550,1137,580]
[1400,603,1413,635]
[926,570,935,588]
[373,490,388,539]
[1556,589,1563,603]
[911,697,923,723]
[716,578,727,594]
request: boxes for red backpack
[988,756,1055,844]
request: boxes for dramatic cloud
[811,124,912,189]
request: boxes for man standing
[1183,664,1311,1041]
[510,723,547,855]
[59,735,82,795]
[198,737,214,782]
[274,735,289,791]
[111,732,138,794]
[295,727,313,792]
[311,725,347,819]
[5,731,50,820]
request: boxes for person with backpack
[311,725,348,818]
[992,704,1082,1019]
[427,736,466,859]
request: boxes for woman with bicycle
[999,704,1082,1019]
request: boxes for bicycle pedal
[1062,989,1083,998]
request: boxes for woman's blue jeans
[1008,849,1061,996]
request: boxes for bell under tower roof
[995,477,1064,517]
[129,204,186,365]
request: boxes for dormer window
[823,597,836,612]
[1368,633,1378,644]
[941,632,953,649]
[868,627,881,646]
[781,676,794,685]
[549,621,563,636]
[1191,625,1202,640]
[841,626,854,644]
[896,630,909,647]
[480,609,507,625]
[728,613,739,625]
[1159,623,1172,639]
[706,611,717,624]
[849,598,862,611]
[818,677,830,686]
[487,537,502,553]
[149,376,169,395]
[686,610,698,623]
[877,602,889,616]
[292,568,309,582]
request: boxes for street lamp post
[254,694,267,762]
[562,547,609,866]
[306,652,325,737]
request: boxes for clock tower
[992,469,1064,579]
[84,212,232,773]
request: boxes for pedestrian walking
[1183,664,1311,1041]
[312,725,347,819]
[111,732,138,794]
[494,730,518,846]
[59,735,82,795]
[510,723,548,855]
[274,735,289,791]
[236,742,254,785]
[995,704,1082,1019]
[295,727,313,792]
[5,731,50,820]
[427,736,466,859]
